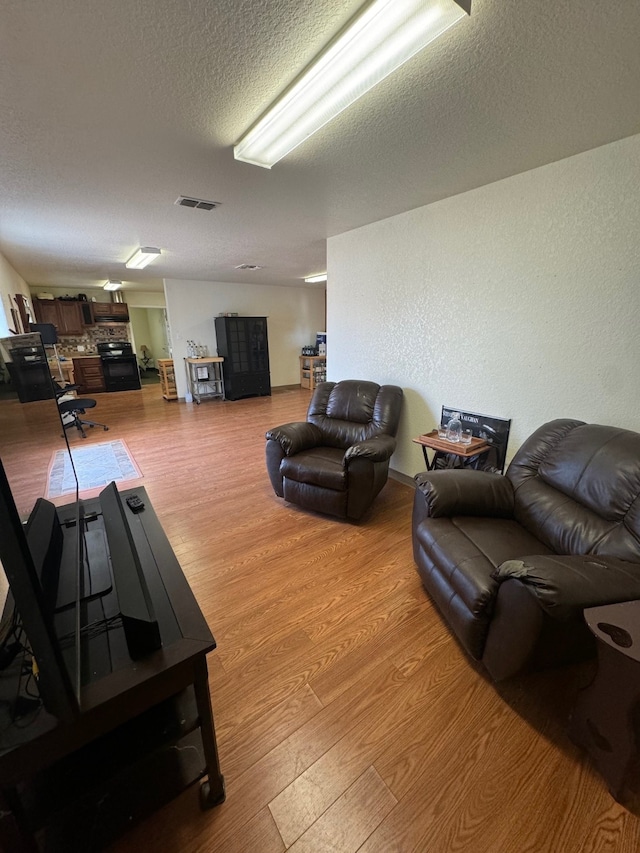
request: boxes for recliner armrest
[345,434,396,463]
[414,469,514,518]
[493,554,640,620]
[265,421,323,456]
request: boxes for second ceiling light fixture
[234,0,471,169]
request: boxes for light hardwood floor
[3,384,640,852]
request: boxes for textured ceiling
[1,0,639,294]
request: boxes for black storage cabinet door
[214,316,271,401]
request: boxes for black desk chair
[55,384,109,439]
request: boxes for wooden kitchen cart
[184,357,224,404]
[157,359,178,400]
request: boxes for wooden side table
[569,600,640,801]
[413,430,490,471]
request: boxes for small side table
[569,600,640,801]
[184,357,225,404]
[413,430,490,472]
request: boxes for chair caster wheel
[199,777,225,809]
[104,426,109,431]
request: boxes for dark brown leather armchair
[266,380,403,520]
[412,419,640,680]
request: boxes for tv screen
[30,322,58,345]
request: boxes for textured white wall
[328,133,640,479]
[164,279,326,398]
[0,253,31,337]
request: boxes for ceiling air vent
[175,196,220,210]
[235,264,263,271]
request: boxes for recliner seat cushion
[280,447,346,491]
[416,516,553,619]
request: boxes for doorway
[128,307,170,383]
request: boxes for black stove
[97,341,141,391]
[8,345,52,402]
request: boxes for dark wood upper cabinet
[33,298,129,333]
[33,298,85,335]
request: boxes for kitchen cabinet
[214,316,270,401]
[33,299,86,335]
[72,357,106,394]
[33,299,59,328]
[57,301,85,334]
[92,302,130,322]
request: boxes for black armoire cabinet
[214,316,271,400]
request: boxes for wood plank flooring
[2,385,640,852]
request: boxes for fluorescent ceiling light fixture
[304,273,328,283]
[125,247,161,269]
[103,280,122,291]
[234,0,471,168]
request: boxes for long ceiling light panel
[234,0,471,169]
[125,247,161,269]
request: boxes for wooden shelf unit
[299,355,326,390]
[157,359,178,400]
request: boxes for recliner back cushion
[308,380,402,449]
[507,420,640,560]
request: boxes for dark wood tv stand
[0,487,224,853]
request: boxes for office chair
[55,384,109,439]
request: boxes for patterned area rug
[46,439,143,498]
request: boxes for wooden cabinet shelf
[157,359,177,400]
[299,355,326,391]
[91,302,130,322]
[72,357,106,394]
[33,299,86,335]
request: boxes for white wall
[328,133,640,479]
[0,253,32,337]
[163,279,326,398]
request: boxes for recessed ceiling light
[104,280,122,291]
[304,273,328,283]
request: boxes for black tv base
[0,487,225,853]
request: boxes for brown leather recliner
[412,419,640,680]
[266,380,403,520]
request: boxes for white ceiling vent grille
[235,263,263,270]
[175,196,220,210]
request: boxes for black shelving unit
[214,316,271,400]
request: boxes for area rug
[46,439,143,498]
